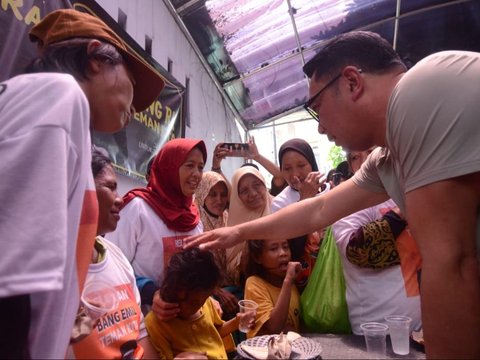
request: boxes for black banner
[1,0,185,181]
[92,88,184,180]
[0,1,72,81]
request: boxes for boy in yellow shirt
[146,248,255,359]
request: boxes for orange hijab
[123,138,207,232]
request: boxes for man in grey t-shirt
[186,31,480,358]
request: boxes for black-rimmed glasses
[303,73,342,122]
[304,69,363,122]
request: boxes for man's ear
[86,39,103,74]
[342,66,364,101]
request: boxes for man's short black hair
[303,31,406,80]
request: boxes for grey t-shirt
[354,50,480,251]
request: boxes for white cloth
[70,237,147,359]
[107,197,203,286]
[271,185,328,213]
[0,73,97,357]
[332,200,422,335]
[271,186,299,213]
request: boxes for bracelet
[211,167,221,171]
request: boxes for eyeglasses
[304,69,362,122]
[303,73,341,122]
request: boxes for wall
[95,0,245,195]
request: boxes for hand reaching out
[184,226,243,251]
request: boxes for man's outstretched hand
[183,226,243,251]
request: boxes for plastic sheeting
[172,0,480,128]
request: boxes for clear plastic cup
[385,315,412,355]
[81,280,118,321]
[360,322,388,359]
[238,299,258,333]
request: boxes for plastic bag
[300,226,352,334]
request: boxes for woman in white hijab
[194,171,239,317]
[226,166,273,286]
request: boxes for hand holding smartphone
[221,142,249,157]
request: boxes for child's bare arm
[217,317,239,338]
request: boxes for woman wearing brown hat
[0,9,164,358]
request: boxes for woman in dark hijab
[271,138,325,212]
[271,138,328,290]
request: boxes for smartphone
[221,142,249,157]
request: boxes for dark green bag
[300,226,352,334]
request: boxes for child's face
[256,238,291,278]
[177,288,213,320]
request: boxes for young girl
[243,238,302,338]
[145,248,254,359]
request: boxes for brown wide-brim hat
[29,9,165,111]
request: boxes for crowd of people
[1,7,479,360]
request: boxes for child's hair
[161,248,221,302]
[242,240,266,278]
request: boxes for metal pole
[393,0,402,50]
[272,120,278,165]
[286,0,306,68]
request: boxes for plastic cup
[238,299,258,333]
[360,322,388,359]
[385,315,412,355]
[81,280,118,321]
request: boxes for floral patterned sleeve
[345,210,407,269]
